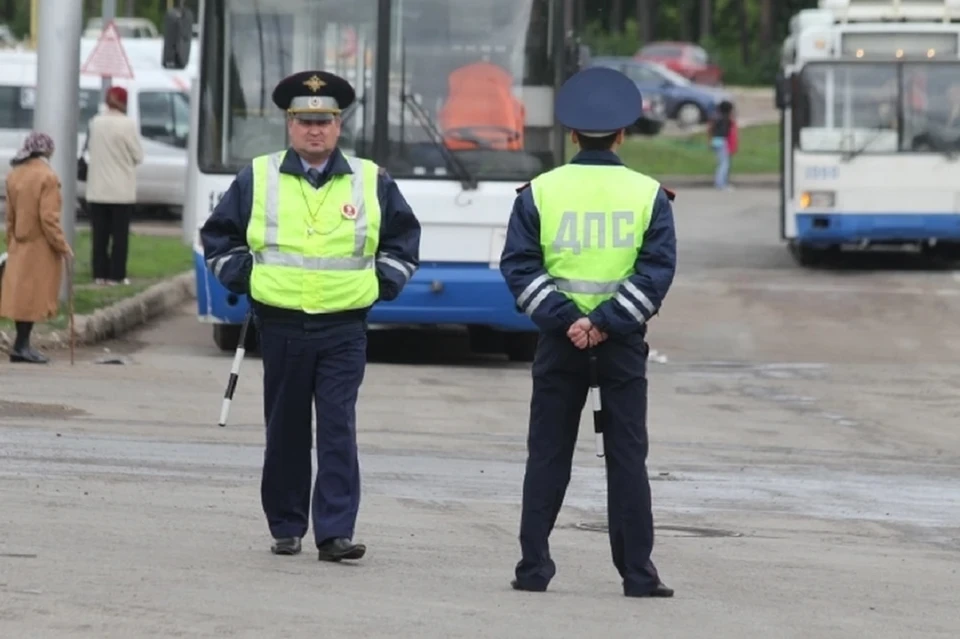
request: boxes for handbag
[77,130,89,182]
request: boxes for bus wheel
[504,332,538,362]
[213,324,241,352]
[789,241,828,267]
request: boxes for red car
[635,41,723,86]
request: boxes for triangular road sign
[81,20,134,79]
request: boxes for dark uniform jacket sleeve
[499,185,584,333]
[374,170,421,302]
[199,165,254,296]
[586,186,678,335]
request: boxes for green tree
[574,0,819,85]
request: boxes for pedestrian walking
[708,99,736,190]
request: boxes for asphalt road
[1,187,958,638]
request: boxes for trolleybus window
[198,0,376,173]
[384,0,556,181]
[796,61,960,155]
[900,63,960,153]
[796,63,898,154]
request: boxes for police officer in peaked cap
[499,66,677,598]
[200,70,421,561]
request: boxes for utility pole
[101,0,117,99]
[29,0,38,49]
[35,0,84,302]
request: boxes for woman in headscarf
[0,131,73,363]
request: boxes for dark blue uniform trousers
[515,331,662,596]
[258,317,367,547]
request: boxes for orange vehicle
[439,61,526,151]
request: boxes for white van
[0,51,192,216]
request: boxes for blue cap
[555,66,642,136]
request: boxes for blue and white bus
[776,0,960,266]
[162,0,576,360]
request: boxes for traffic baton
[588,349,604,458]
[217,311,252,427]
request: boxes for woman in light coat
[0,131,73,363]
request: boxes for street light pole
[35,0,84,302]
[101,0,117,98]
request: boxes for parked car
[636,41,723,86]
[632,91,666,136]
[588,56,733,127]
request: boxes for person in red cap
[83,84,143,285]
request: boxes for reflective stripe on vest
[532,163,660,315]
[246,152,382,313]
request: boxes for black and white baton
[218,312,252,428]
[588,349,604,458]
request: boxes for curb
[0,271,196,353]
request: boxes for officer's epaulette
[516,182,531,194]
[663,187,676,202]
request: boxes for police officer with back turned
[200,70,421,562]
[499,66,677,598]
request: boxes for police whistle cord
[588,349,604,458]
[218,311,252,427]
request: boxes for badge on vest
[342,203,357,220]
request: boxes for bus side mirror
[775,71,791,109]
[162,6,194,70]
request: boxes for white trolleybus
[160,0,577,360]
[776,0,960,266]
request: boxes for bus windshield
[383,0,556,181]
[795,61,960,155]
[197,0,558,181]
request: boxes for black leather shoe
[9,347,49,364]
[270,537,302,555]
[511,579,548,592]
[625,581,674,598]
[317,537,366,562]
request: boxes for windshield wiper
[400,92,478,190]
[909,132,958,161]
[841,127,891,162]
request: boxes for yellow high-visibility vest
[532,163,660,313]
[246,151,381,312]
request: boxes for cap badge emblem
[303,75,326,92]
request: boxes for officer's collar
[570,149,625,166]
[280,147,354,178]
